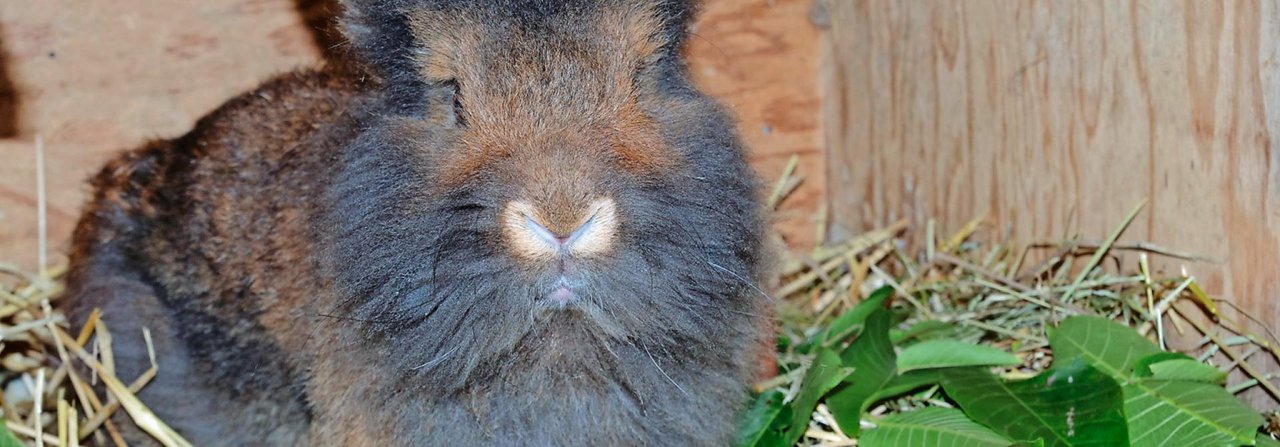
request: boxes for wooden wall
[821,0,1279,404]
[0,0,825,271]
[0,0,328,270]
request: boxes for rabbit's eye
[449,81,467,127]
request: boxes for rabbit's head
[325,0,767,398]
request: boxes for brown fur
[63,67,367,445]
[412,2,677,188]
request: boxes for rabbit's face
[405,1,684,309]
[328,0,764,396]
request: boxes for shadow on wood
[295,0,346,61]
[0,33,19,138]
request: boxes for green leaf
[1049,316,1163,381]
[1257,434,1280,447]
[869,369,945,403]
[780,348,855,445]
[1132,352,1194,378]
[942,360,1130,446]
[775,332,793,352]
[897,339,1022,373]
[734,390,788,447]
[860,407,1012,447]
[1050,316,1261,446]
[826,308,897,436]
[1145,359,1226,384]
[1123,379,1262,447]
[891,320,956,345]
[799,286,893,353]
[758,407,795,447]
[0,422,22,447]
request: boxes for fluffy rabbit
[62,0,769,445]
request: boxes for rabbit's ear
[337,0,702,87]
[594,0,700,68]
[338,0,428,84]
[646,0,700,56]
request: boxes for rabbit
[61,0,770,445]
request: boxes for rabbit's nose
[502,198,618,261]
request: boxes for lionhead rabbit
[62,0,769,445]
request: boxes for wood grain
[822,0,1279,403]
[688,0,827,250]
[0,0,824,271]
[0,0,323,270]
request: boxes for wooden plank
[0,0,323,270]
[823,0,1279,404]
[687,0,826,250]
[0,0,824,271]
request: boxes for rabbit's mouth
[541,276,584,308]
[548,285,575,305]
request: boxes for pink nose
[522,214,590,249]
[502,198,619,261]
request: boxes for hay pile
[764,198,1280,444]
[0,264,189,446]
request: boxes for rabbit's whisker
[639,341,689,397]
[706,260,774,302]
[411,344,461,371]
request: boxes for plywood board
[822,0,1279,404]
[688,0,827,250]
[0,0,324,270]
